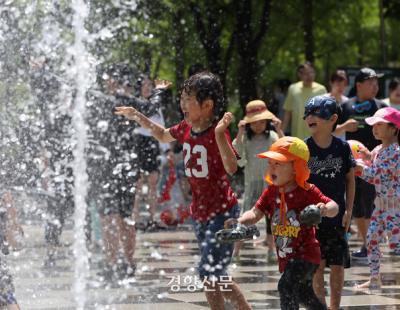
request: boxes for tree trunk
[303,0,314,63]
[235,0,271,108]
[190,2,226,87]
[173,9,185,90]
[237,55,258,106]
[236,0,256,106]
[379,0,387,66]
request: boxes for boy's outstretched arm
[343,168,355,231]
[115,106,175,143]
[215,112,237,175]
[316,200,339,218]
[225,207,264,228]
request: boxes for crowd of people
[0,61,399,310]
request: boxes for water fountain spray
[69,0,93,308]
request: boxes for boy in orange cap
[225,136,338,310]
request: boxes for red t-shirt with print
[169,120,238,222]
[255,185,331,272]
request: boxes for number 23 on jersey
[183,143,209,178]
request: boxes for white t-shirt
[383,98,400,111]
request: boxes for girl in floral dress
[355,107,400,289]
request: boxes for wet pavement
[7,220,400,309]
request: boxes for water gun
[215,224,260,243]
[299,204,321,227]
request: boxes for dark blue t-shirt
[306,136,355,228]
[340,97,387,151]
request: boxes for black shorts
[316,226,350,268]
[135,135,160,174]
[96,170,136,218]
[353,177,375,219]
[98,192,135,218]
[47,194,74,218]
[278,259,326,310]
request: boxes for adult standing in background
[88,64,138,281]
[325,69,349,140]
[282,62,327,139]
[326,70,349,104]
[132,75,172,231]
[28,56,75,268]
[383,78,400,110]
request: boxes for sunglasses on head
[303,105,332,120]
[352,101,372,113]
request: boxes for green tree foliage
[3,0,400,121]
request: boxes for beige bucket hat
[243,100,275,123]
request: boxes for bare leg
[329,265,344,310]
[6,304,21,310]
[133,176,143,222]
[100,214,121,265]
[354,218,370,247]
[233,241,242,257]
[266,233,274,252]
[204,282,225,310]
[313,259,327,306]
[355,275,382,289]
[266,232,275,262]
[119,217,136,266]
[147,171,159,222]
[6,206,23,251]
[221,281,252,309]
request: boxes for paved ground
[5,219,400,309]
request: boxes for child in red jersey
[225,136,338,310]
[115,72,251,310]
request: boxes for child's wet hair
[182,72,225,117]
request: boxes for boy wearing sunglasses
[335,68,387,259]
[304,96,355,310]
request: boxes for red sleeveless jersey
[169,120,238,222]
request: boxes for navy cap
[303,96,338,120]
[355,67,384,83]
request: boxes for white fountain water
[69,0,93,308]
[0,1,166,308]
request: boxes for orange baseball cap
[257,136,311,189]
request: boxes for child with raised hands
[116,72,251,310]
[232,100,283,261]
[354,107,400,289]
[225,136,338,310]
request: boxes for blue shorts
[193,204,240,280]
[0,260,17,306]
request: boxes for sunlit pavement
[8,219,400,310]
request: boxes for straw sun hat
[243,100,275,123]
